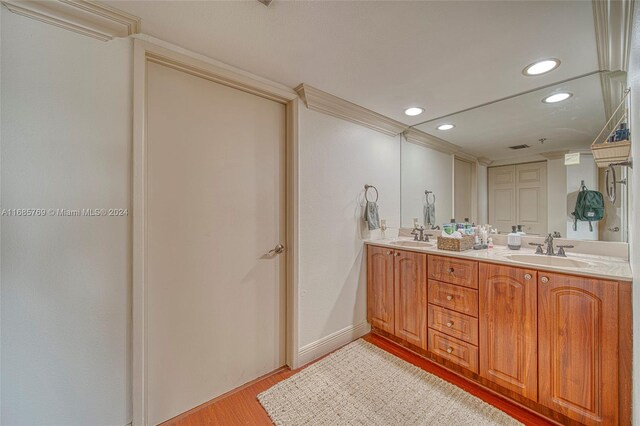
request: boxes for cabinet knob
[541,276,549,284]
[446,321,454,328]
[448,267,455,273]
[386,250,392,255]
[524,273,532,280]
[447,347,454,354]
[394,252,401,257]
[446,295,453,301]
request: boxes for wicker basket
[437,235,475,251]
[591,139,631,168]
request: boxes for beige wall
[401,140,453,227]
[1,11,132,425]
[297,106,400,361]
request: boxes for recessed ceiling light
[437,124,455,131]
[523,59,560,76]
[542,92,572,103]
[404,107,424,116]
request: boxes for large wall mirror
[401,70,630,242]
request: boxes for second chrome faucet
[529,234,574,257]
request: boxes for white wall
[297,106,400,361]
[1,11,132,425]
[547,158,567,237]
[477,164,488,225]
[628,6,640,424]
[401,140,453,228]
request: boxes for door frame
[132,39,299,426]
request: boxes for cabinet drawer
[428,280,478,317]
[428,329,479,373]
[428,255,478,289]
[428,304,478,345]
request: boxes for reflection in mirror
[401,71,629,241]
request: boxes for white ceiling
[414,73,607,160]
[105,0,600,125]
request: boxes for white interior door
[146,61,286,425]
[454,158,473,222]
[488,165,516,233]
[516,162,547,235]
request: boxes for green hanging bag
[571,184,605,232]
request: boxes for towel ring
[425,190,435,204]
[364,184,379,203]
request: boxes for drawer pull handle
[448,267,455,273]
[447,347,454,354]
[446,321,454,328]
[446,295,453,301]
[541,276,549,284]
[524,273,532,280]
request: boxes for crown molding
[295,84,407,137]
[592,0,635,72]
[477,157,493,166]
[404,127,476,160]
[295,83,479,159]
[2,0,140,41]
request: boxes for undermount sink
[390,240,433,248]
[505,254,591,268]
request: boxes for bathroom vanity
[366,240,632,426]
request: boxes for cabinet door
[479,263,537,400]
[366,245,394,334]
[538,272,619,425]
[394,250,427,349]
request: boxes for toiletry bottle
[517,224,526,235]
[508,226,521,250]
[487,237,494,249]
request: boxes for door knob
[446,295,453,301]
[541,276,549,284]
[524,273,532,281]
[448,267,455,273]
[447,347,454,354]
[268,244,285,255]
[446,321,454,328]
[386,250,392,255]
[394,252,401,257]
[609,226,620,232]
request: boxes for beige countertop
[364,237,632,282]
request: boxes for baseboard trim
[298,322,371,366]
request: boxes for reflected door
[488,165,516,232]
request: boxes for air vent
[508,144,530,150]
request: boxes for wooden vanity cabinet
[366,245,394,334]
[367,247,631,425]
[367,246,427,349]
[479,263,538,400]
[538,272,620,426]
[394,250,428,349]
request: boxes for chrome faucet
[544,234,555,256]
[411,226,429,242]
[530,235,574,257]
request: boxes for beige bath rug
[258,339,522,425]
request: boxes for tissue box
[437,235,475,251]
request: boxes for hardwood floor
[163,333,554,426]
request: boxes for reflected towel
[364,201,380,230]
[424,201,435,227]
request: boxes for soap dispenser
[508,226,522,250]
[516,224,526,236]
